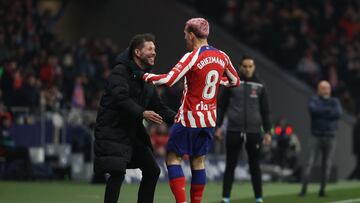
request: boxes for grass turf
[0,181,359,203]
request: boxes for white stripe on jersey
[197,112,206,128]
[179,110,186,126]
[220,79,230,87]
[152,71,175,85]
[177,78,188,126]
[187,111,197,128]
[178,78,187,114]
[179,52,191,63]
[170,48,201,86]
[207,110,216,127]
[225,68,238,86]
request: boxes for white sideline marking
[78,194,101,199]
[329,198,360,203]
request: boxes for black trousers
[105,146,160,203]
[222,131,262,199]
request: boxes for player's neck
[193,39,208,50]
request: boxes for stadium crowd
[182,0,360,114]
[2,0,358,117]
[0,0,119,118]
[1,0,357,160]
[0,0,357,192]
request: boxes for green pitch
[0,181,359,203]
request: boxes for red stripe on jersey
[196,111,206,128]
[193,112,202,128]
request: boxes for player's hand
[143,110,163,124]
[219,77,230,87]
[143,73,150,82]
[263,133,272,145]
[215,128,223,141]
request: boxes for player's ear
[134,49,141,57]
[190,32,196,39]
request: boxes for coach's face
[135,41,156,67]
[240,59,255,78]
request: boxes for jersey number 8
[203,70,219,100]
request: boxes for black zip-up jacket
[217,74,271,134]
[94,49,176,174]
[308,95,342,137]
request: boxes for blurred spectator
[339,88,356,114]
[339,6,360,41]
[297,48,321,87]
[41,85,63,112]
[1,59,17,107]
[39,56,59,88]
[13,74,41,112]
[71,76,86,109]
[150,123,169,157]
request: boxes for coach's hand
[215,128,223,141]
[263,133,272,145]
[143,110,163,124]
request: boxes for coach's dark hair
[129,33,155,58]
[240,55,254,65]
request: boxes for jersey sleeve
[143,48,200,87]
[220,52,240,87]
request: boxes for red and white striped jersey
[143,45,240,128]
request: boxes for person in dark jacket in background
[94,33,176,203]
[348,112,360,180]
[216,56,272,203]
[299,80,342,197]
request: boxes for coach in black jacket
[94,33,175,203]
[299,80,342,197]
[216,56,271,203]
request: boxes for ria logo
[196,101,209,111]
